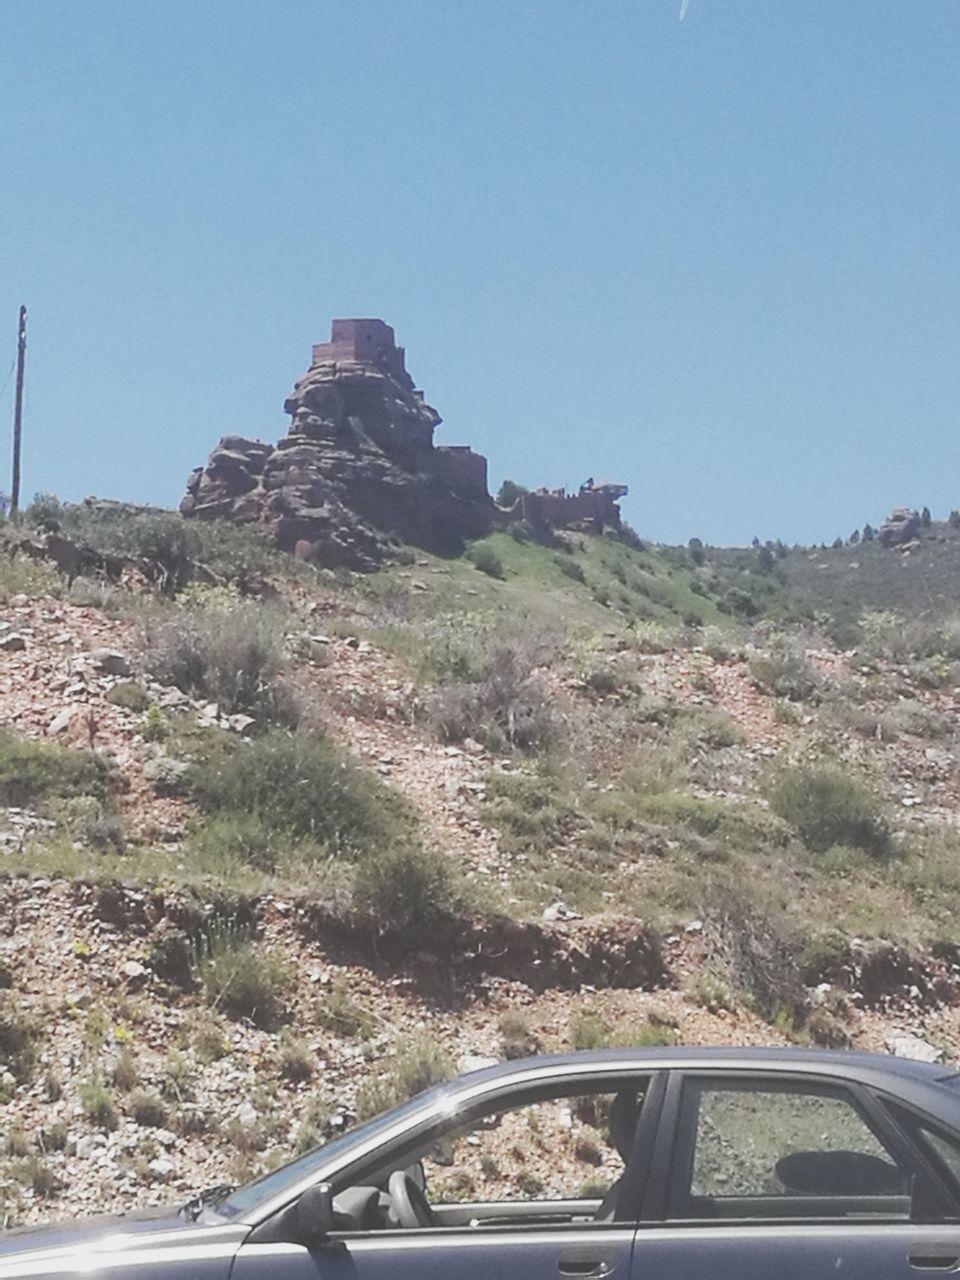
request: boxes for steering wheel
[387,1170,438,1229]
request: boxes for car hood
[0,1205,248,1276]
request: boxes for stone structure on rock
[519,480,628,533]
[182,318,629,566]
[181,319,493,568]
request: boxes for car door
[231,1072,664,1280]
[633,1070,960,1280]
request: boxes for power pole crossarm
[10,305,26,518]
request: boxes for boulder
[879,508,921,548]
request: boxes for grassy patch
[188,729,418,860]
[0,730,109,807]
[0,996,40,1084]
[355,1035,454,1120]
[196,929,291,1030]
[315,979,377,1040]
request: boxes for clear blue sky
[1,0,958,545]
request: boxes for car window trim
[645,1068,934,1228]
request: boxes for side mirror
[296,1182,335,1246]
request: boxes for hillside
[2,502,960,1224]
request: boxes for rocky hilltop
[181,319,493,568]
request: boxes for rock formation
[879,507,921,548]
[182,319,493,569]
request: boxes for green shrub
[147,930,195,989]
[141,705,170,742]
[638,792,784,850]
[496,480,528,507]
[355,1035,454,1120]
[769,764,891,857]
[470,546,505,579]
[498,1010,538,1059]
[886,699,951,739]
[555,556,586,584]
[79,1075,118,1129]
[111,1047,139,1092]
[188,730,417,859]
[679,708,744,749]
[278,1034,315,1082]
[570,1006,610,1050]
[353,846,457,933]
[482,770,577,857]
[11,1156,60,1198]
[141,602,296,723]
[584,666,618,695]
[46,501,287,592]
[197,932,290,1030]
[105,682,150,712]
[188,811,288,874]
[689,971,734,1012]
[617,1018,678,1047]
[748,646,818,701]
[316,979,377,1040]
[0,996,40,1082]
[0,731,108,806]
[128,1089,169,1128]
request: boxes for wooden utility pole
[10,306,26,518]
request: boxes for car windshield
[216,1091,441,1219]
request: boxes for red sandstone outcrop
[182,320,493,568]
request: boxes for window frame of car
[248,1064,666,1243]
[642,1068,956,1228]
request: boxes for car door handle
[557,1250,617,1279]
[909,1245,960,1271]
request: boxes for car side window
[670,1079,914,1222]
[913,1123,960,1189]
[331,1082,650,1232]
[425,1092,629,1207]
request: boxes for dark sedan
[5,1046,960,1279]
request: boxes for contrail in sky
[679,0,689,18]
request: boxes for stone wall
[311,319,408,385]
[521,482,628,532]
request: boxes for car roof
[451,1045,958,1092]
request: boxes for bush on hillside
[32,500,286,593]
[141,602,296,723]
[748,645,818,702]
[470,546,505,579]
[188,729,418,859]
[0,996,40,1083]
[196,929,290,1030]
[429,638,557,752]
[0,731,109,807]
[353,845,458,933]
[355,1035,454,1120]
[700,883,806,1022]
[481,770,577,857]
[768,764,891,857]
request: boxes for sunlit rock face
[181,320,492,569]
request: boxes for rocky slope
[3,520,960,1225]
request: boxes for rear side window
[914,1124,960,1188]
[670,1080,914,1222]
